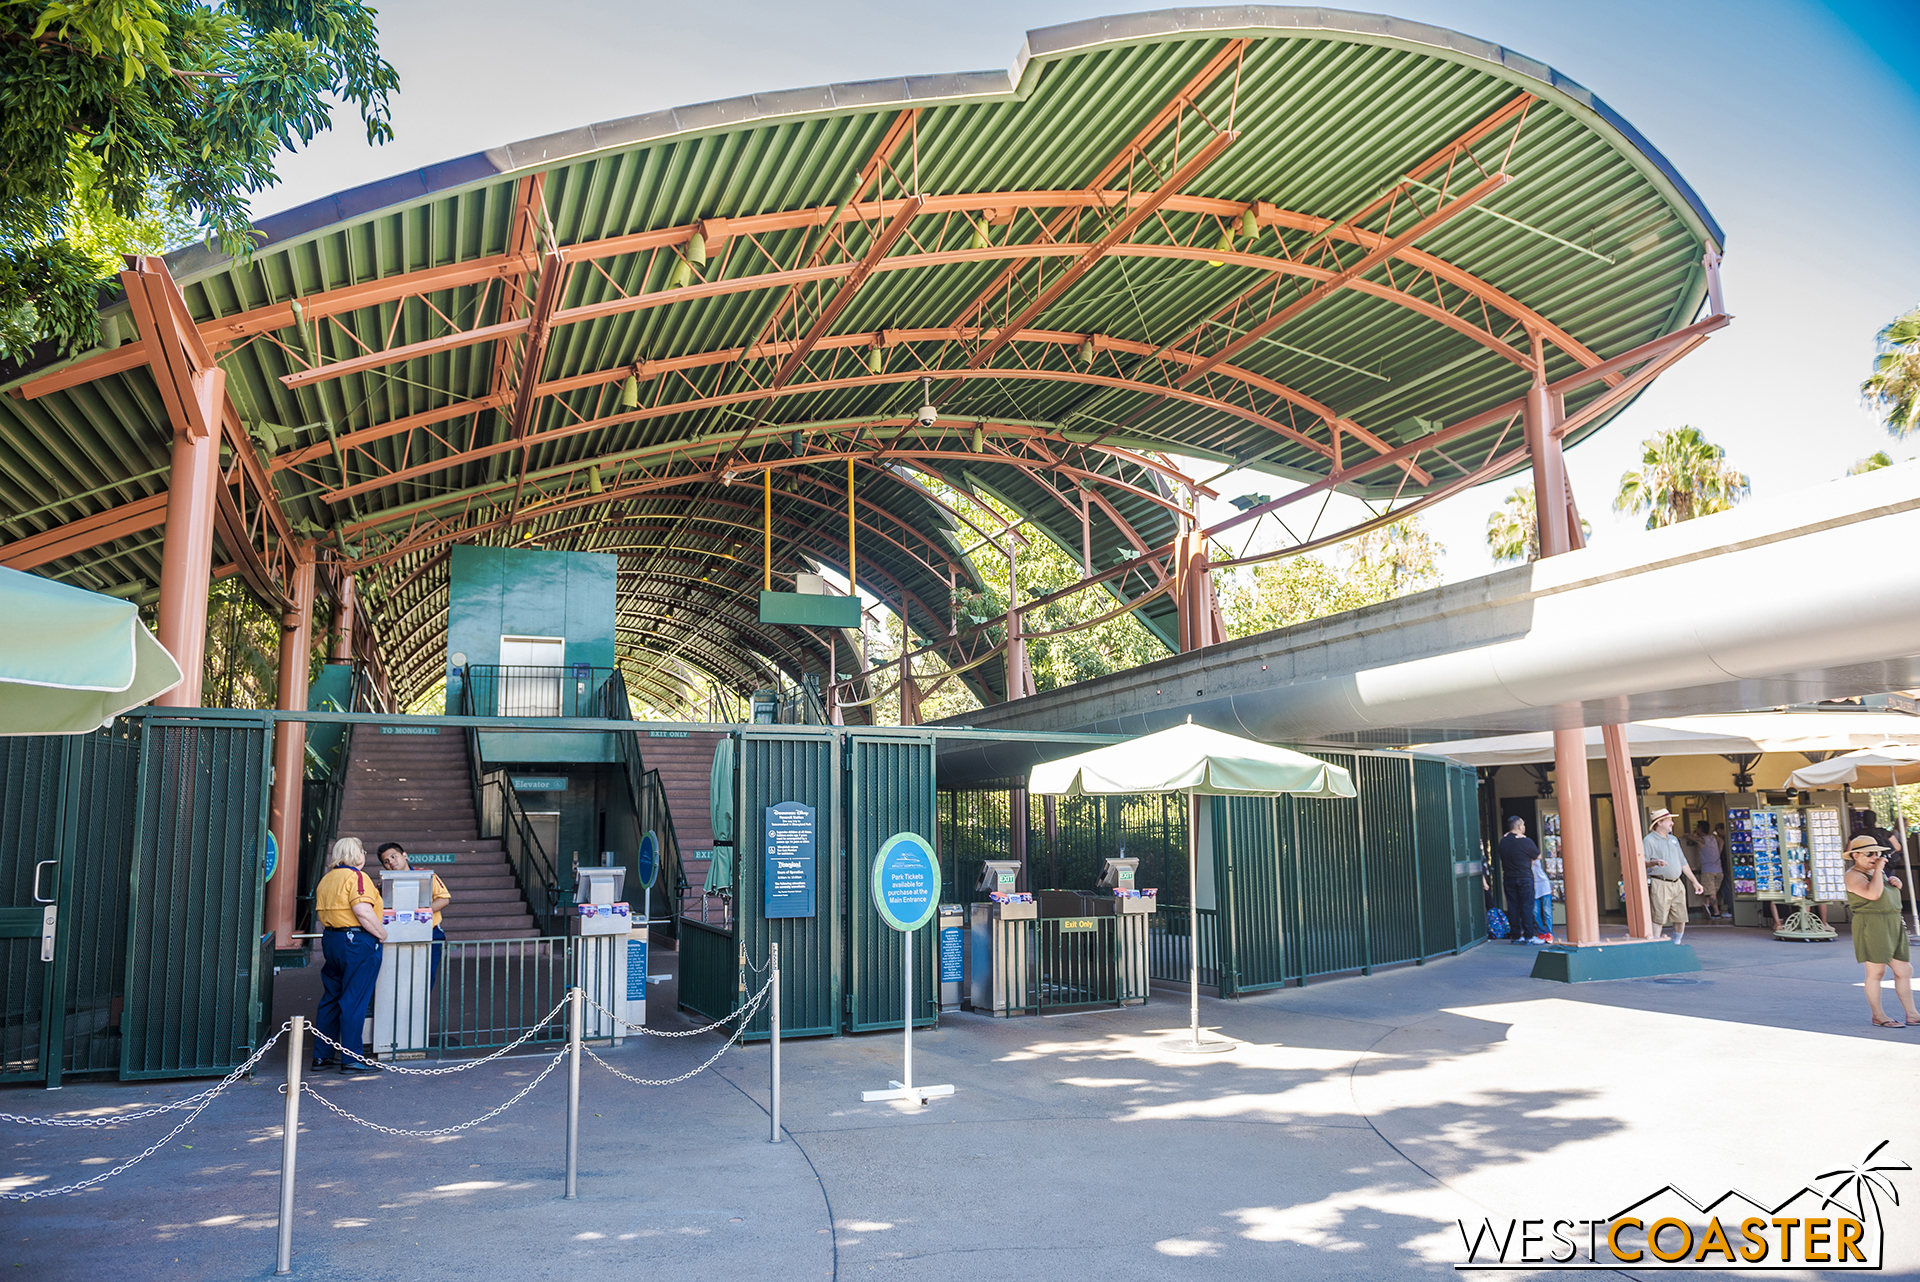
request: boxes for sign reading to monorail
[872,832,939,932]
[764,802,816,919]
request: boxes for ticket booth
[575,863,641,1041]
[373,869,436,1056]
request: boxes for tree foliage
[1850,451,1897,476]
[1862,306,1920,439]
[1484,484,1593,563]
[1219,516,1444,638]
[1613,426,1749,529]
[0,0,399,359]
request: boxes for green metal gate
[1210,795,1287,996]
[0,734,68,1084]
[845,735,938,1033]
[121,717,273,1079]
[732,731,841,1040]
[1034,915,1148,1009]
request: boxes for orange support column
[152,418,219,706]
[329,571,356,661]
[266,542,317,947]
[1603,724,1656,938]
[1527,365,1600,945]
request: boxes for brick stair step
[439,875,519,891]
[448,914,538,933]
[443,887,524,904]
[442,928,542,942]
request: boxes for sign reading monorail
[764,801,816,918]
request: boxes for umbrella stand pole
[1190,787,1199,1049]
[1893,790,1920,938]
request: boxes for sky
[258,0,1920,585]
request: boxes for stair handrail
[459,672,563,935]
[638,766,685,941]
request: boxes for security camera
[913,375,937,428]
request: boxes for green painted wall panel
[121,721,272,1080]
[846,736,938,1033]
[447,545,618,676]
[734,732,840,1039]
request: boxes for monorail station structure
[0,9,1747,1083]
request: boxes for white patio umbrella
[1789,745,1920,933]
[0,568,182,735]
[1029,719,1355,1052]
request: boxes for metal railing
[1147,906,1221,988]
[368,935,622,1057]
[638,766,683,940]
[476,770,564,936]
[1034,915,1150,1011]
[461,665,621,719]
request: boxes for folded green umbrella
[0,568,183,735]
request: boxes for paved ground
[6,923,1918,1280]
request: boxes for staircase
[638,731,728,922]
[334,727,539,940]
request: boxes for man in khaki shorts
[1644,808,1705,942]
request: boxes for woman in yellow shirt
[313,837,387,1073]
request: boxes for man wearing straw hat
[1643,809,1705,943]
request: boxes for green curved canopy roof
[0,8,1723,710]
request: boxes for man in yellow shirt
[314,837,386,1073]
[377,843,452,985]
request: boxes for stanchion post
[769,943,781,1144]
[565,987,581,1200]
[275,1016,304,1276]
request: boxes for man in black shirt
[1496,816,1542,943]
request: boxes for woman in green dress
[1845,834,1919,1028]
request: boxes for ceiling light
[970,423,985,454]
[687,230,708,267]
[1240,208,1259,239]
[970,218,991,251]
[1079,337,1095,366]
[618,373,639,409]
[867,347,884,374]
[587,465,604,494]
[666,257,691,290]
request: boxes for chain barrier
[585,980,771,1087]
[307,993,570,1073]
[576,974,771,1090]
[1,1024,289,1202]
[295,1049,570,1138]
[579,972,775,1038]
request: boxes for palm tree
[1862,306,1920,438]
[1850,451,1896,476]
[1614,426,1749,529]
[1484,484,1592,562]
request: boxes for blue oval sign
[871,832,939,932]
[636,830,659,890]
[263,830,278,882]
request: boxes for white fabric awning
[1407,711,1920,767]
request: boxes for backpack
[1486,906,1509,939]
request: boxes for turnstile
[967,860,1034,1016]
[372,869,435,1056]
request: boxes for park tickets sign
[1457,1143,1905,1270]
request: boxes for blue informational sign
[510,776,567,792]
[636,830,659,890]
[262,831,277,882]
[625,938,648,1001]
[871,832,939,932]
[764,802,817,919]
[939,925,964,983]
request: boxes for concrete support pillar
[1602,723,1656,938]
[267,543,317,948]
[152,402,221,707]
